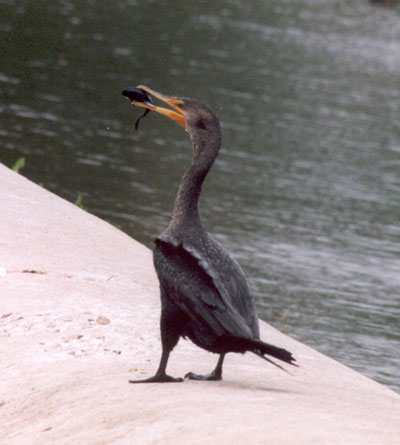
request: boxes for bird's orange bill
[130,85,186,129]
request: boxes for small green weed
[74,193,87,210]
[281,309,290,335]
[11,157,25,173]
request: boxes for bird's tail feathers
[218,335,298,371]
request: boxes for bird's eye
[177,103,184,109]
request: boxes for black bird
[123,86,297,383]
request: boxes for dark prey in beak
[122,87,153,130]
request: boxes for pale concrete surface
[1,162,399,444]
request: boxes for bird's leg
[129,348,183,383]
[185,353,225,381]
[130,299,184,384]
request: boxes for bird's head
[123,85,221,163]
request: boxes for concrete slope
[1,162,399,444]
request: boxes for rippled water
[1,0,399,392]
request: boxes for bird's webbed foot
[185,354,225,381]
[185,354,224,381]
[129,372,183,383]
[184,370,222,381]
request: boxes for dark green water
[1,0,399,392]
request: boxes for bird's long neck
[170,157,212,229]
[168,116,221,235]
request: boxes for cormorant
[122,85,297,383]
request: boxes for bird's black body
[124,87,296,383]
[154,229,259,354]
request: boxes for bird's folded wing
[154,236,254,338]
